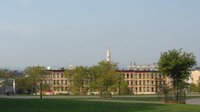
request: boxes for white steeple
[106,48,111,62]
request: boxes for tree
[189,83,198,93]
[64,66,89,95]
[197,82,200,93]
[24,66,49,99]
[64,61,129,96]
[158,49,196,102]
[16,77,31,94]
[93,61,118,97]
[87,65,100,94]
[0,69,16,79]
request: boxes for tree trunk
[118,80,121,95]
[176,85,179,103]
[40,80,43,99]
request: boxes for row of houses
[41,65,200,95]
[1,67,199,95]
[43,65,166,95]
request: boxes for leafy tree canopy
[158,49,196,102]
[158,49,196,85]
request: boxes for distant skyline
[0,0,200,69]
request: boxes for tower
[106,49,111,62]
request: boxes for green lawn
[112,96,160,102]
[111,94,200,102]
[0,98,200,112]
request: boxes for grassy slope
[0,99,200,112]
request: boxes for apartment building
[43,65,169,95]
[43,70,70,95]
[119,65,168,94]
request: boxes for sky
[0,0,200,69]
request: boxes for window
[147,80,149,85]
[131,74,133,78]
[135,74,138,79]
[61,73,64,78]
[151,74,154,79]
[147,87,150,92]
[132,74,135,78]
[142,74,146,79]
[159,74,162,78]
[129,81,131,85]
[143,80,146,85]
[57,80,60,84]
[135,81,138,85]
[147,74,149,78]
[61,87,64,91]
[152,87,154,92]
[131,81,133,85]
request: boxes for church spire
[106,48,111,62]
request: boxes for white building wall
[189,70,200,85]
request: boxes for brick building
[44,67,169,95]
[43,70,70,95]
[119,69,168,94]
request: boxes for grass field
[0,98,200,112]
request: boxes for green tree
[189,83,198,92]
[0,69,16,79]
[114,73,130,95]
[64,61,129,96]
[16,77,31,94]
[87,65,99,93]
[93,61,118,97]
[24,66,49,99]
[88,61,129,96]
[65,66,89,95]
[158,49,196,102]
[197,82,200,93]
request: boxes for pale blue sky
[0,0,200,69]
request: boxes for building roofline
[48,70,65,72]
[117,70,159,72]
